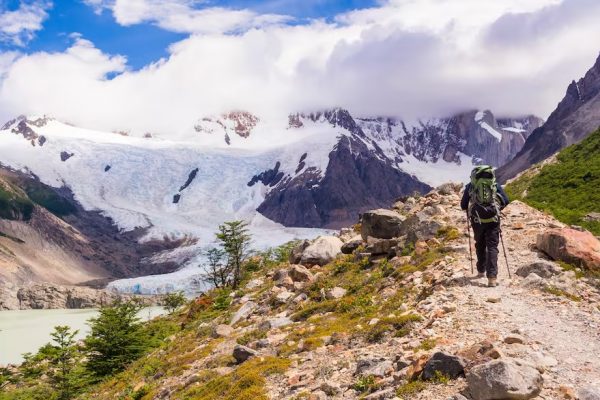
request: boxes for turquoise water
[0,307,165,365]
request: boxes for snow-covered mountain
[0,108,540,293]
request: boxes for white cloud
[83,0,290,34]
[0,1,52,46]
[0,0,599,136]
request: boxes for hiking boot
[487,278,499,287]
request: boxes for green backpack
[469,165,500,223]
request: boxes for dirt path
[440,201,600,397]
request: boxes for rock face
[466,359,543,400]
[536,228,600,271]
[15,283,156,310]
[299,236,343,266]
[361,209,406,240]
[498,53,600,182]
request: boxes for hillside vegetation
[506,128,600,235]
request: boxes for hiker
[460,166,510,287]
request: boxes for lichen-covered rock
[466,359,543,400]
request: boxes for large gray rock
[289,240,310,264]
[361,209,406,240]
[230,301,257,326]
[299,236,343,266]
[466,359,543,400]
[516,261,561,279]
[355,358,394,378]
[401,212,443,243]
[288,264,314,282]
[232,344,257,363]
[422,352,467,380]
[341,235,363,254]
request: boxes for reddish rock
[537,228,600,271]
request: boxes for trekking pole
[466,210,474,274]
[498,212,512,279]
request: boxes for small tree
[216,220,251,289]
[48,326,81,400]
[84,300,147,379]
[201,247,230,288]
[163,291,187,314]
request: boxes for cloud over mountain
[0,0,599,136]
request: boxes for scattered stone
[211,324,234,338]
[436,182,463,195]
[325,287,347,300]
[486,297,501,303]
[448,395,469,400]
[422,352,467,380]
[366,237,402,255]
[356,358,394,378]
[275,290,294,304]
[584,212,600,223]
[558,385,577,399]
[522,273,545,288]
[245,278,264,290]
[361,209,406,240]
[504,334,526,345]
[406,354,429,380]
[230,301,257,325]
[260,316,293,330]
[443,303,457,313]
[232,345,257,363]
[516,261,561,279]
[466,359,543,400]
[300,236,344,266]
[320,381,341,396]
[289,264,315,282]
[537,228,600,271]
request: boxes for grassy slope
[1,225,461,400]
[506,128,600,235]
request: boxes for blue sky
[0,0,378,69]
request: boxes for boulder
[366,237,403,256]
[232,344,257,363]
[422,352,467,380]
[325,287,347,300]
[245,278,264,290]
[289,265,314,282]
[355,358,394,378]
[300,236,343,266]
[275,290,294,304]
[341,237,363,254]
[466,359,543,400]
[230,301,257,325]
[212,324,234,338]
[578,386,600,400]
[536,228,600,271]
[401,212,443,243]
[289,240,310,264]
[516,261,562,279]
[361,209,406,240]
[259,316,293,330]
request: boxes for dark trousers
[471,221,500,278]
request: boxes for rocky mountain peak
[194,110,259,144]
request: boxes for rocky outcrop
[15,283,157,310]
[298,236,343,266]
[466,359,543,400]
[498,53,600,182]
[536,228,600,271]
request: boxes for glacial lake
[0,307,165,365]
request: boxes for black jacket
[461,182,509,211]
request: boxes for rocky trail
[424,199,600,399]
